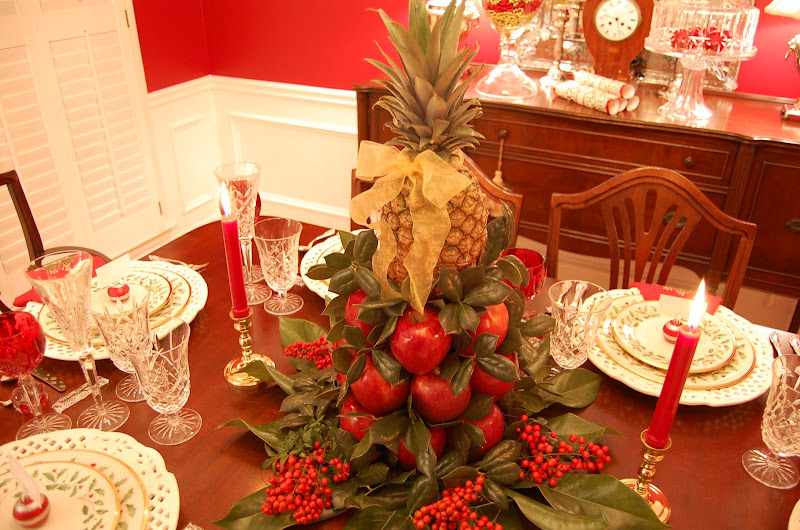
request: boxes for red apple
[340,395,379,441]
[470,352,518,401]
[350,355,410,415]
[345,289,376,345]
[396,426,447,470]
[411,374,471,423]
[465,403,505,458]
[464,303,509,356]
[390,306,452,375]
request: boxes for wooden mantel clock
[582,0,654,81]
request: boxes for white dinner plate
[1,428,179,530]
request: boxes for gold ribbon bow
[350,141,471,313]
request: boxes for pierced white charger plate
[0,460,121,530]
[300,233,347,299]
[1,428,179,530]
[26,260,207,361]
[19,449,148,530]
[588,288,772,406]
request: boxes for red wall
[133,0,800,100]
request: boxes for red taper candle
[220,184,249,318]
[645,280,707,449]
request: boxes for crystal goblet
[91,285,151,402]
[215,162,272,304]
[477,0,543,99]
[25,250,129,431]
[0,311,71,439]
[547,280,611,369]
[254,217,304,316]
[130,319,201,445]
[742,355,800,489]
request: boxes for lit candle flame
[687,279,706,331]
[220,183,232,218]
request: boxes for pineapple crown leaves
[369,0,484,161]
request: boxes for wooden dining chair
[0,169,111,311]
[350,154,524,245]
[545,166,757,308]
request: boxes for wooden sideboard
[355,77,800,330]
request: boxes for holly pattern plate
[612,300,736,373]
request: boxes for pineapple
[369,0,487,287]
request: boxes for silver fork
[148,255,209,272]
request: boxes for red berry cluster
[516,415,612,487]
[284,336,333,369]
[412,476,503,530]
[485,0,542,14]
[260,444,351,525]
[670,27,731,52]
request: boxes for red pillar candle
[220,184,249,318]
[645,280,707,449]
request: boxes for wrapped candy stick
[574,71,636,99]
[555,81,620,116]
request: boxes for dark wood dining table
[2,220,799,530]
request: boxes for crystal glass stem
[80,352,106,412]
[19,376,46,428]
[240,238,255,287]
[657,58,711,123]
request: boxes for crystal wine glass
[215,162,272,304]
[0,311,71,439]
[477,0,543,99]
[547,280,611,370]
[129,319,201,445]
[25,250,130,431]
[742,355,800,489]
[91,284,151,402]
[254,217,304,315]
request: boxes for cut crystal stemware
[254,218,304,316]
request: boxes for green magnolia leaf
[215,488,344,529]
[514,388,547,414]
[369,414,410,450]
[496,258,522,287]
[358,298,407,310]
[278,317,327,348]
[536,369,603,408]
[305,264,335,280]
[476,354,518,383]
[437,268,463,301]
[457,303,480,332]
[356,462,390,486]
[346,354,367,384]
[374,315,399,346]
[350,434,373,461]
[407,475,438,513]
[521,315,556,338]
[220,419,282,447]
[501,255,531,288]
[438,303,460,335]
[479,439,521,471]
[504,290,525,327]
[322,294,348,317]
[343,325,367,350]
[541,474,669,530]
[355,484,412,510]
[355,266,382,298]
[464,278,513,307]
[372,349,402,384]
[438,353,461,381]
[339,230,357,251]
[543,413,622,443]
[330,268,358,297]
[331,480,359,510]
[473,333,499,357]
[485,462,522,485]
[331,347,354,375]
[354,230,379,264]
[482,479,509,511]
[441,466,479,488]
[406,420,431,456]
[264,365,296,395]
[344,505,406,529]
[236,361,273,383]
[496,327,522,355]
[451,358,474,396]
[461,421,486,446]
[460,265,485,293]
[325,252,353,271]
[434,450,466,478]
[461,393,494,422]
[503,487,608,530]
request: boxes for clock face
[594,0,642,42]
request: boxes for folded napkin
[629,282,722,314]
[13,255,107,307]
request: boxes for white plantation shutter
[0,0,162,304]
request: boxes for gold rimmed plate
[612,300,737,374]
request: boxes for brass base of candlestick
[224,309,275,387]
[621,430,672,523]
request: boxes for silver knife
[52,377,109,413]
[32,367,66,392]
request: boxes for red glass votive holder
[501,248,546,300]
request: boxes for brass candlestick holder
[224,309,275,387]
[620,430,672,523]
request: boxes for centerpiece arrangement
[216,1,669,528]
